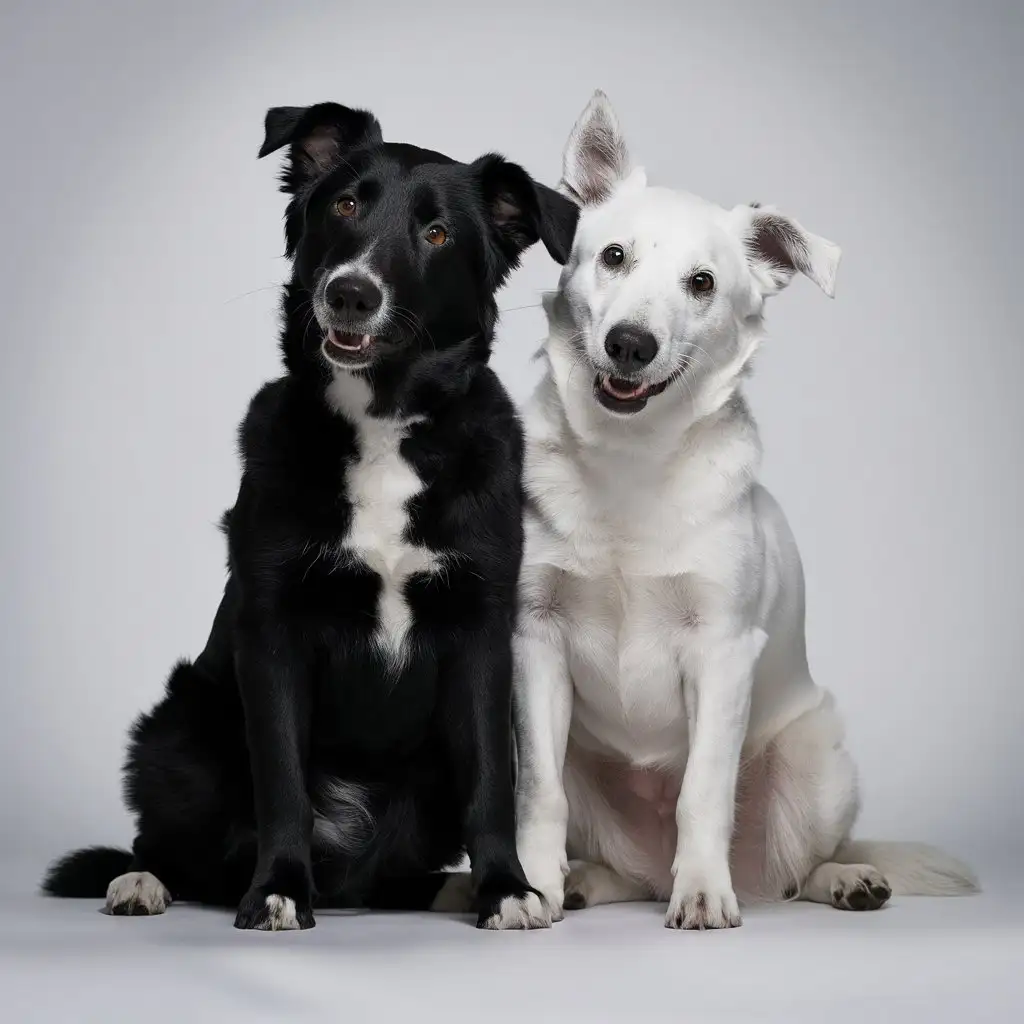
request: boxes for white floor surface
[2,862,1021,1023]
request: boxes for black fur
[42,101,578,929]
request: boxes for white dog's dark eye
[691,272,715,294]
[601,244,625,268]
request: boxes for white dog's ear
[560,90,631,206]
[733,204,841,298]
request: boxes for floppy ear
[258,102,382,192]
[560,90,631,206]
[733,203,841,297]
[475,155,580,268]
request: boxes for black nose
[604,324,658,370]
[324,274,382,316]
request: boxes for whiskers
[386,304,435,352]
[223,283,281,305]
[668,341,720,411]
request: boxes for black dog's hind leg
[233,626,316,931]
[441,624,550,929]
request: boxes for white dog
[509,92,978,930]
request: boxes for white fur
[105,871,170,916]
[481,892,552,931]
[260,894,301,931]
[513,92,978,930]
[325,371,444,668]
[564,860,647,910]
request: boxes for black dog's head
[259,102,577,394]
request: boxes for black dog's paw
[234,890,315,931]
[475,873,552,931]
[105,872,171,916]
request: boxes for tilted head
[552,91,840,421]
[259,102,577,402]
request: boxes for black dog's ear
[258,102,382,191]
[534,182,579,265]
[475,155,579,267]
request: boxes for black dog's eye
[425,224,448,246]
[601,244,625,268]
[691,271,715,294]
[334,196,357,217]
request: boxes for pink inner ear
[490,193,522,228]
[749,213,809,276]
[299,126,341,173]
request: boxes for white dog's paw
[828,865,892,911]
[105,871,171,916]
[666,866,741,930]
[429,872,475,913]
[480,891,552,931]
[513,873,563,922]
[517,834,568,923]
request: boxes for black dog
[43,102,577,930]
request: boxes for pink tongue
[604,376,648,400]
[330,330,370,351]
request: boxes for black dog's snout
[604,324,658,371]
[324,274,383,316]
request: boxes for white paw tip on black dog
[105,871,171,916]
[258,894,303,930]
[481,892,552,930]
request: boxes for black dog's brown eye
[691,271,715,294]
[602,244,625,268]
[425,224,448,246]
[335,196,357,217]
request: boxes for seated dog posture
[511,92,978,929]
[43,102,577,930]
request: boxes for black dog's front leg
[442,624,551,930]
[233,629,316,931]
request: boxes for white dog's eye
[690,271,715,294]
[601,244,625,268]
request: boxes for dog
[509,92,978,930]
[43,101,577,931]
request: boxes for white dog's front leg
[668,627,766,930]
[513,615,573,921]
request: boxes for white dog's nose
[604,324,658,371]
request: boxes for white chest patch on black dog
[326,372,443,667]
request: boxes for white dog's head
[549,91,840,421]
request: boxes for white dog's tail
[834,840,980,896]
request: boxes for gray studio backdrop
[1,0,1020,873]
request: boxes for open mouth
[594,374,669,414]
[323,329,377,367]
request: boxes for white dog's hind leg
[563,861,649,910]
[759,695,861,898]
[801,861,892,910]
[759,695,892,910]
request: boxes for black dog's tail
[42,846,133,898]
